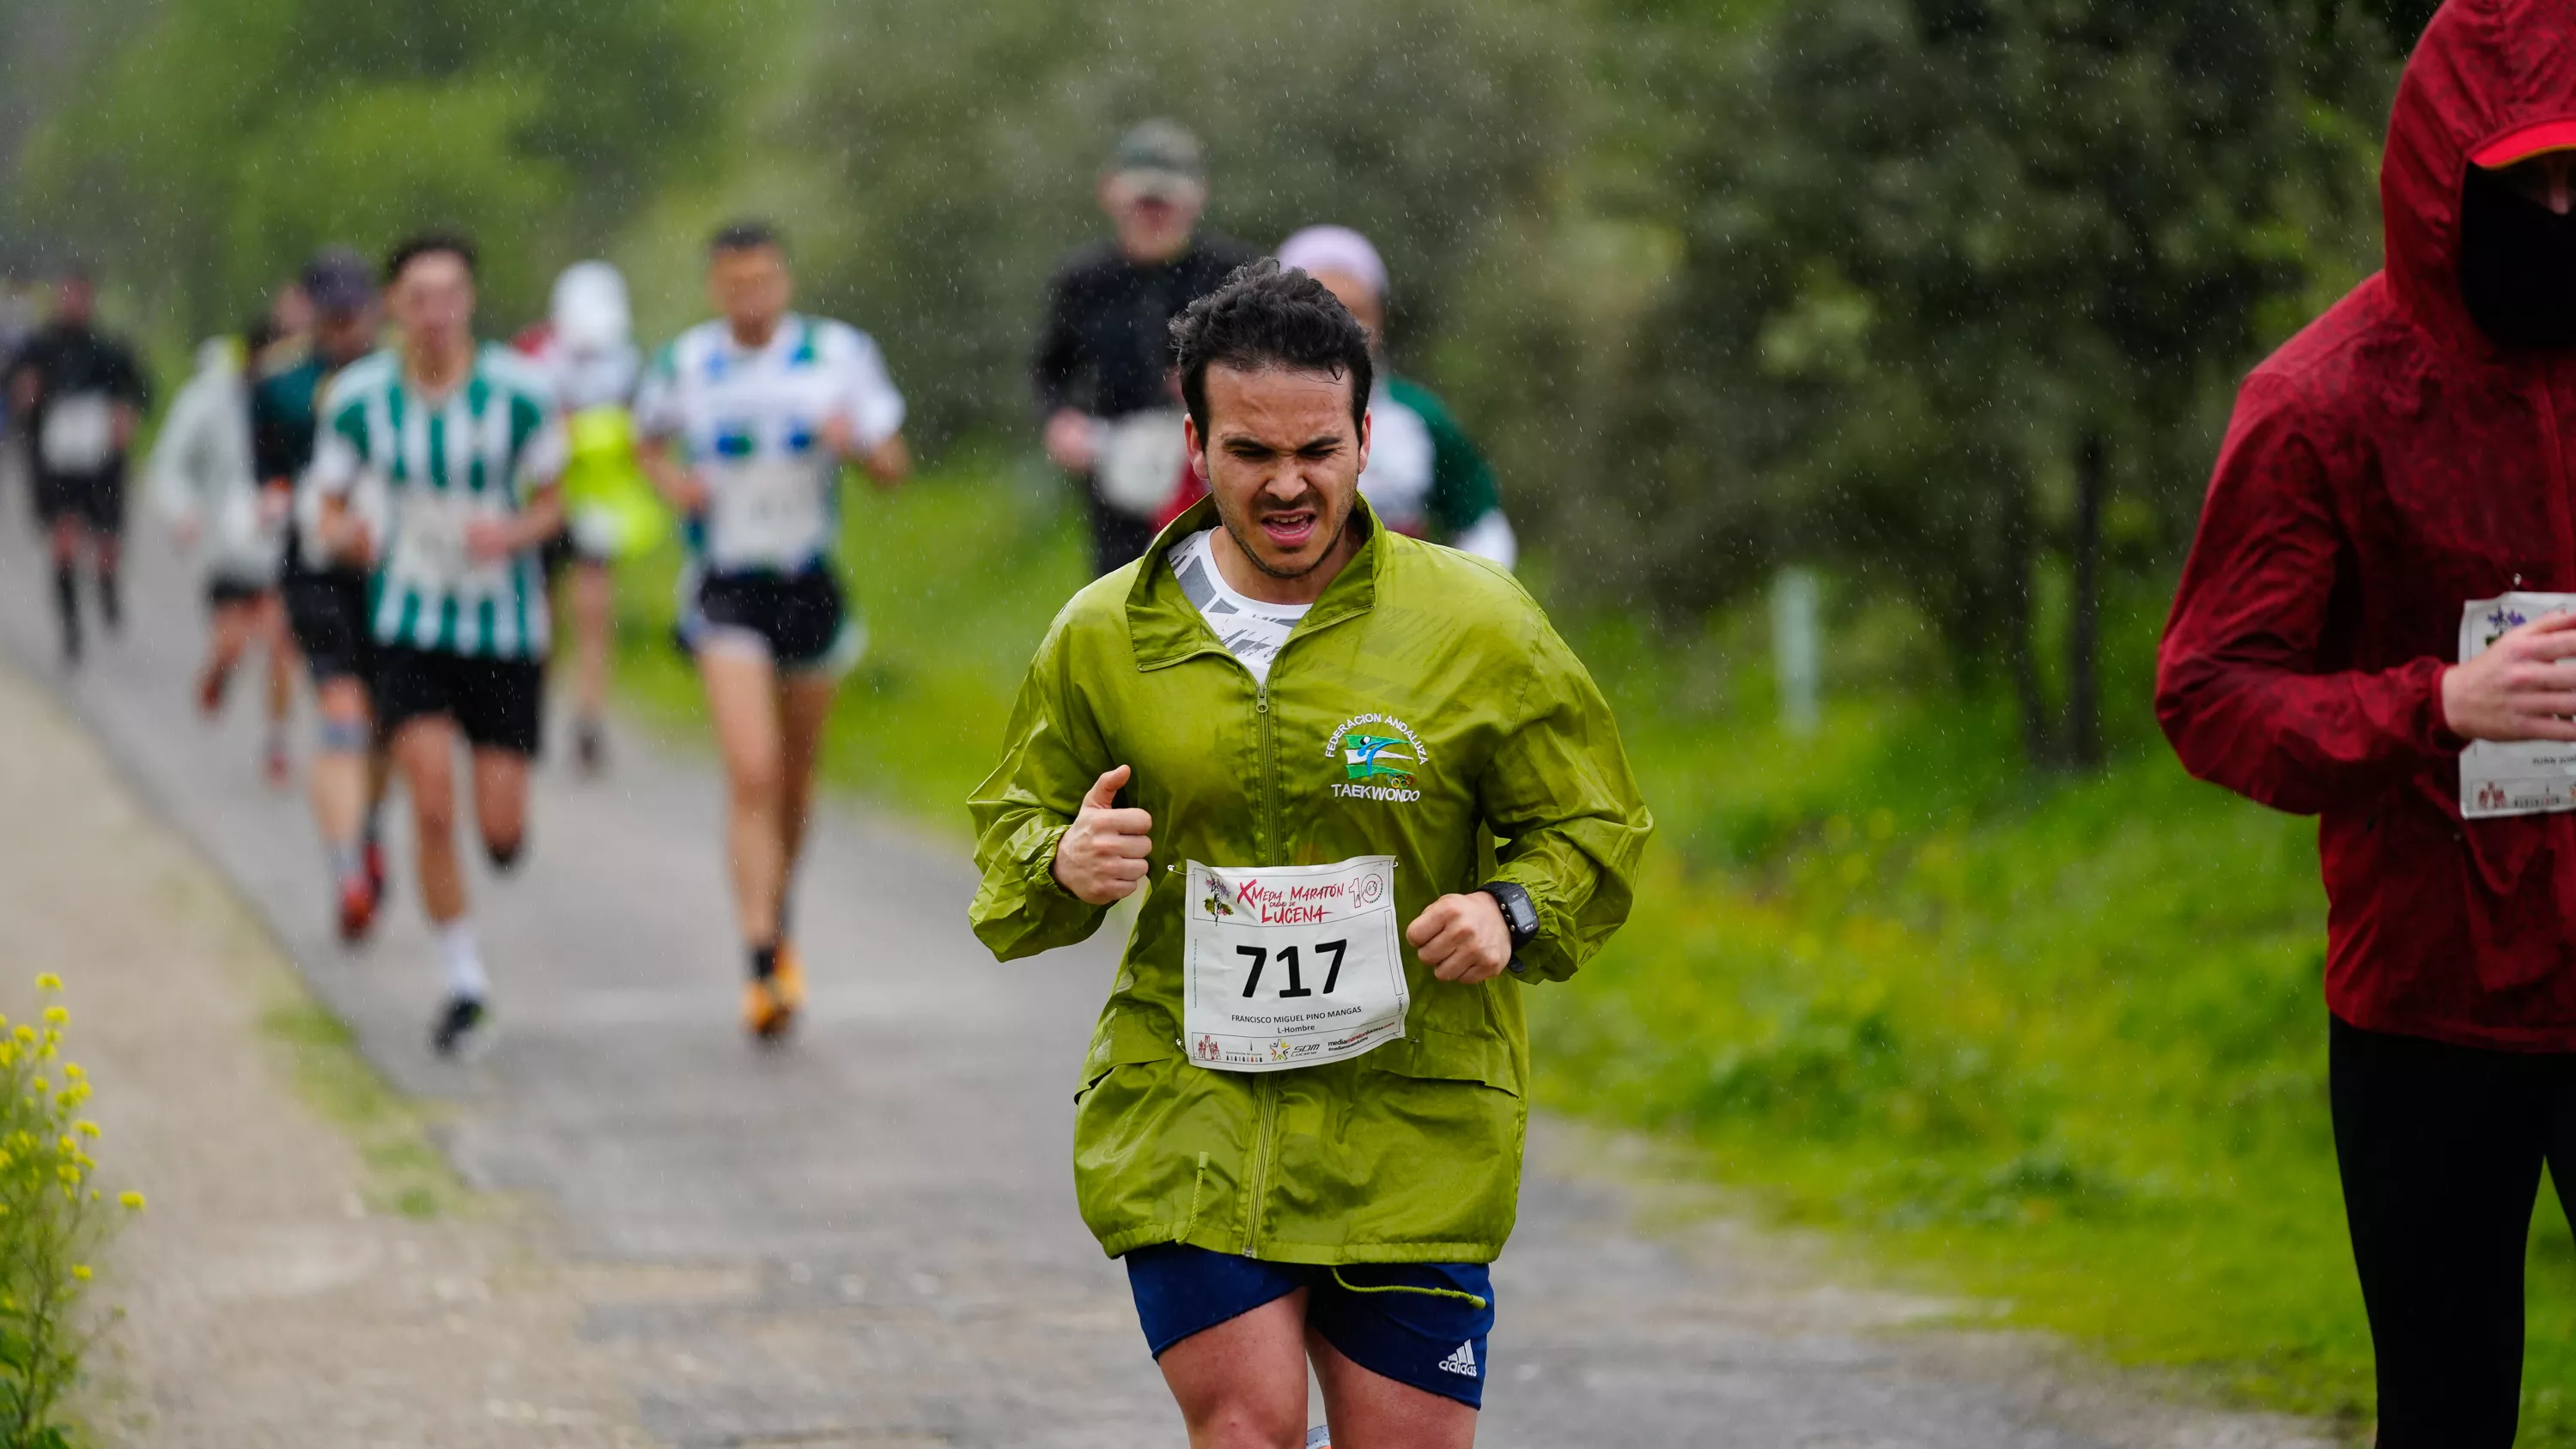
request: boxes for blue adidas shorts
[1123,1242,1495,1409]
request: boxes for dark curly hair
[1170,260,1372,440]
[384,230,478,284]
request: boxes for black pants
[2330,1015,2576,1446]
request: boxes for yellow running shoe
[743,943,807,1040]
[772,942,809,1015]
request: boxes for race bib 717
[1182,857,1408,1073]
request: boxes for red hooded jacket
[2159,0,2576,1052]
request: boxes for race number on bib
[38,395,114,473]
[708,458,828,570]
[386,491,507,595]
[1182,857,1408,1073]
[2461,591,2576,817]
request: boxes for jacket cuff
[1488,870,1573,980]
[1025,822,1080,902]
[2425,662,2466,754]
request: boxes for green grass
[606,466,2576,1439]
[258,1001,468,1222]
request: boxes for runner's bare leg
[310,676,374,847]
[571,557,613,729]
[202,600,256,701]
[470,748,530,858]
[775,670,837,894]
[392,717,467,925]
[1309,1331,1475,1449]
[702,647,785,944]
[1155,1288,1313,1449]
[259,595,295,734]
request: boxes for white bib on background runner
[1182,856,1408,1072]
[387,491,507,596]
[2460,591,2576,817]
[1096,408,1187,518]
[39,394,114,473]
[707,458,828,572]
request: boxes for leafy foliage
[0,976,139,1448]
[1511,0,2397,739]
[14,0,752,328]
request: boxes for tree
[14,0,749,330]
[1548,0,2397,765]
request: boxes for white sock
[437,919,489,1001]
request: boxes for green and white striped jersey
[307,346,567,658]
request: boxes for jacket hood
[2385,0,2576,349]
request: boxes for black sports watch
[1479,881,1541,974]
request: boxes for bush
[0,975,139,1448]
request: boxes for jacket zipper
[1243,677,1278,1254]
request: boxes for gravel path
[0,518,2335,1447]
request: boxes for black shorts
[374,646,545,756]
[684,568,853,673]
[33,468,124,535]
[283,568,375,687]
[205,577,274,611]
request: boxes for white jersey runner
[1182,856,1408,1072]
[635,313,905,575]
[2460,591,2576,817]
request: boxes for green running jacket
[969,498,1652,1264]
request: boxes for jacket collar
[1127,494,1385,670]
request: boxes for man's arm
[823,328,910,487]
[7,338,42,416]
[145,373,212,538]
[2157,374,2464,814]
[968,616,1120,961]
[1030,261,1089,421]
[302,394,375,564]
[1475,610,1656,983]
[1031,261,1102,473]
[469,413,568,561]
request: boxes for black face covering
[2459,161,2576,349]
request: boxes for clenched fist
[1052,765,1155,905]
[1406,892,1513,985]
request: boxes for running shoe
[430,994,488,1058]
[743,943,808,1040]
[196,665,228,718]
[336,875,378,944]
[1306,1428,1331,1449]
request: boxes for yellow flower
[117,1191,143,1211]
[12,1026,33,1045]
[60,1064,81,1081]
[32,1079,46,1094]
[69,1265,88,1282]
[42,1007,67,1027]
[33,974,59,993]
[73,1121,97,1139]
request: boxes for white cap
[1277,226,1388,300]
[550,261,631,353]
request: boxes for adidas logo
[1437,1340,1479,1378]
